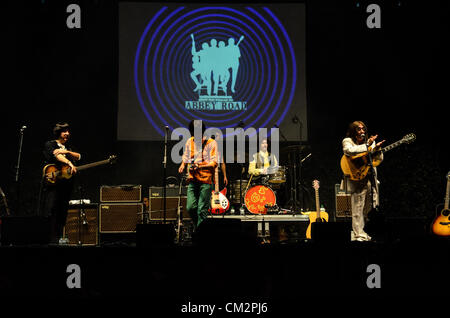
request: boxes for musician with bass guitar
[40,122,81,244]
[340,121,385,242]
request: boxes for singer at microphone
[341,121,385,242]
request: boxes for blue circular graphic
[134,6,298,137]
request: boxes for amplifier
[335,184,352,218]
[149,186,187,198]
[65,204,98,245]
[100,185,141,202]
[149,186,189,220]
[99,203,143,233]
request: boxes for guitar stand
[286,151,302,213]
[175,176,185,245]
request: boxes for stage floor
[0,236,448,313]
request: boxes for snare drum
[268,166,286,184]
[244,185,276,214]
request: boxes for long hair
[346,121,367,143]
[53,122,70,138]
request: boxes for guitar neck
[445,178,450,210]
[214,166,219,193]
[315,188,320,217]
[77,159,111,171]
[381,140,405,154]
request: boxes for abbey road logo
[185,34,247,111]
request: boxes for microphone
[20,125,27,133]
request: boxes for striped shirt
[182,137,218,184]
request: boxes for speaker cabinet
[100,185,142,202]
[65,204,98,245]
[149,186,189,220]
[99,203,143,233]
[335,184,352,218]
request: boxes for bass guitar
[209,165,230,214]
[306,180,329,239]
[431,171,450,237]
[43,155,117,184]
[341,133,416,181]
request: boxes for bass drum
[244,185,276,214]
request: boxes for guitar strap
[191,138,209,162]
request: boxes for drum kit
[229,144,311,215]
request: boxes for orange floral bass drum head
[244,185,276,214]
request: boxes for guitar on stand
[0,187,11,216]
[306,180,329,239]
[431,171,450,237]
[209,165,230,215]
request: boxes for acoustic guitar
[306,180,329,239]
[43,155,117,184]
[431,171,450,237]
[341,133,416,181]
[209,165,230,215]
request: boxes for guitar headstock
[312,180,320,190]
[402,133,416,144]
[108,155,117,164]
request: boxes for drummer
[248,138,279,178]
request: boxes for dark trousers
[187,182,212,229]
[41,181,72,243]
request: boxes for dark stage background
[2,0,448,224]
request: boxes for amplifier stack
[149,186,189,221]
[99,185,143,233]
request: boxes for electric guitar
[431,171,450,237]
[341,133,416,181]
[306,180,329,239]
[209,165,230,214]
[43,155,117,184]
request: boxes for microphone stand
[78,186,87,246]
[364,135,377,210]
[14,126,26,214]
[365,135,383,241]
[163,126,169,224]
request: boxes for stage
[0,224,448,312]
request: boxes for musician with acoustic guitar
[41,122,81,244]
[341,121,385,242]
